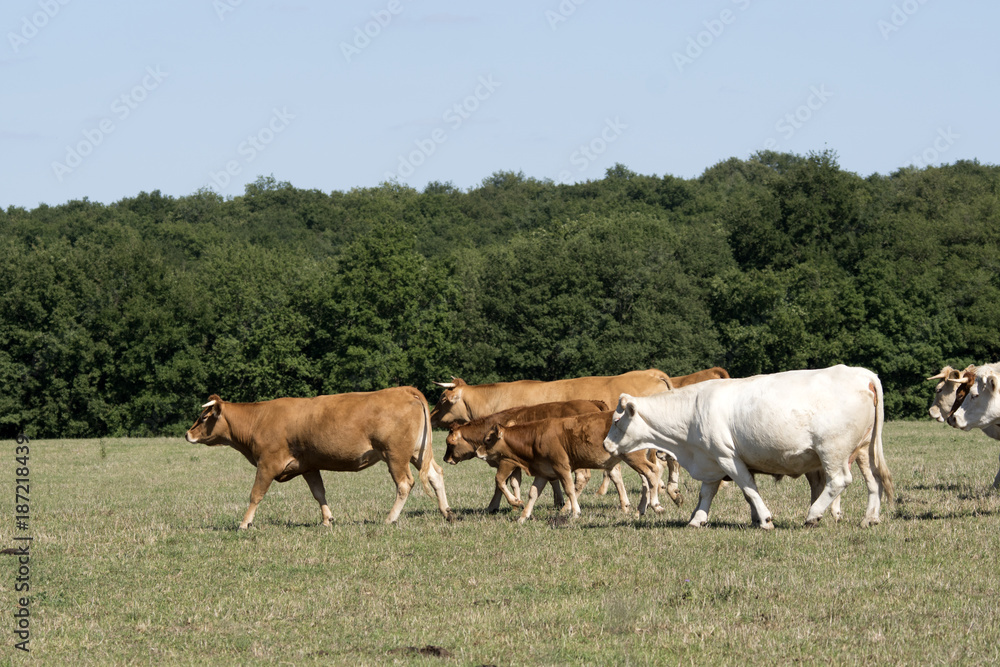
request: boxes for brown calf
[479,411,666,523]
[445,400,608,512]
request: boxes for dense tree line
[3,151,999,438]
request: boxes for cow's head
[476,423,507,461]
[603,394,648,457]
[927,365,975,422]
[949,370,1000,431]
[429,377,471,429]
[444,424,478,465]
[185,395,229,446]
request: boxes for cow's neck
[222,403,264,465]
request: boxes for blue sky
[2,1,996,209]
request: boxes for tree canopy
[4,154,999,437]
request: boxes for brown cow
[430,369,681,504]
[184,387,453,528]
[670,366,731,387]
[430,369,673,428]
[445,400,608,512]
[479,411,666,523]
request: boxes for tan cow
[430,369,681,504]
[444,400,608,512]
[185,388,453,528]
[670,367,731,387]
[430,369,674,428]
[478,411,666,523]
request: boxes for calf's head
[444,425,477,465]
[185,395,230,446]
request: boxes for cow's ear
[989,375,999,394]
[626,401,636,417]
[203,395,223,417]
[451,377,467,387]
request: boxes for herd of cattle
[183,362,1000,531]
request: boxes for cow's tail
[869,375,894,503]
[414,392,436,498]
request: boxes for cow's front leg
[993,451,1000,489]
[518,477,548,524]
[493,463,523,509]
[688,480,721,528]
[240,467,276,529]
[302,470,333,527]
[661,455,683,507]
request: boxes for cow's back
[270,387,427,469]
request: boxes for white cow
[929,364,1000,488]
[603,365,894,529]
[949,366,1000,433]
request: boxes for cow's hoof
[321,521,332,528]
[758,518,775,530]
[671,493,684,507]
[686,520,707,528]
[517,516,529,525]
[803,518,820,528]
[860,516,879,528]
[444,510,458,523]
[653,504,667,514]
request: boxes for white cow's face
[950,371,1000,430]
[603,394,646,456]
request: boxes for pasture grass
[4,422,1000,665]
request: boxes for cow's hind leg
[852,447,883,527]
[994,451,1000,489]
[688,480,722,528]
[606,465,631,513]
[302,470,333,527]
[805,470,841,523]
[420,458,454,522]
[385,457,415,524]
[805,461,852,527]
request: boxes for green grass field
[4,421,1000,665]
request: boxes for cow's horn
[927,371,948,381]
[201,399,217,408]
[433,381,456,389]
